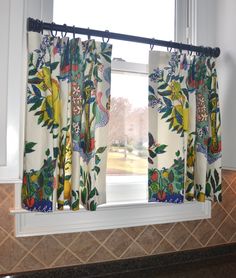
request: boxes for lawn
[107,150,147,175]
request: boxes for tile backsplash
[0,170,235,274]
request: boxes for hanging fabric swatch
[22,32,112,212]
[148,51,222,203]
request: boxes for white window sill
[11,182,211,237]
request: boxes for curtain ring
[179,42,183,54]
[167,40,172,52]
[61,24,67,37]
[150,38,155,51]
[87,27,91,40]
[188,45,193,56]
[102,30,110,43]
[73,25,76,39]
[197,45,204,56]
[50,22,57,37]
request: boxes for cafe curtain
[22,32,112,212]
[148,51,222,203]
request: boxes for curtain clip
[102,30,110,44]
[150,38,155,51]
[50,22,57,37]
[61,24,67,37]
[167,40,173,52]
[73,25,76,39]
[179,42,183,54]
[87,27,91,40]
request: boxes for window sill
[11,192,211,237]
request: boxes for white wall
[194,0,236,169]
[0,1,10,165]
[0,0,53,182]
[214,0,236,169]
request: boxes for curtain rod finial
[213,47,220,58]
[27,17,43,33]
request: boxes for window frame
[11,0,212,237]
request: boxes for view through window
[54,0,175,203]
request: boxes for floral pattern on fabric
[22,33,112,212]
[148,51,221,203]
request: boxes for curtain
[22,32,112,212]
[148,51,221,203]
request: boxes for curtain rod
[27,18,220,58]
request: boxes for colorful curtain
[148,51,221,203]
[22,32,112,212]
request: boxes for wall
[214,0,236,169]
[0,0,236,275]
[0,170,235,274]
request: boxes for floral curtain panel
[148,51,222,203]
[22,32,112,212]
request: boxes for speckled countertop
[1,243,236,278]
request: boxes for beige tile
[0,237,26,271]
[165,223,190,250]
[0,198,14,232]
[0,188,7,203]
[90,229,114,243]
[230,206,236,222]
[17,235,44,251]
[210,203,228,228]
[3,184,14,195]
[192,220,216,246]
[221,187,236,213]
[231,178,236,191]
[182,220,201,232]
[136,226,163,254]
[69,232,100,262]
[31,235,65,266]
[13,253,45,272]
[180,235,202,250]
[222,170,236,186]
[52,250,82,267]
[230,232,236,243]
[53,233,79,247]
[104,229,133,257]
[222,178,230,192]
[206,232,227,246]
[122,226,146,239]
[152,239,176,254]
[0,263,6,274]
[121,242,147,259]
[154,223,175,236]
[218,216,236,241]
[0,228,8,245]
[88,246,116,263]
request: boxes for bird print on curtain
[148,51,222,203]
[22,32,112,212]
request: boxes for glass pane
[53,0,175,63]
[107,72,148,176]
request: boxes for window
[54,0,174,205]
[13,0,211,237]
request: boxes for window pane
[107,72,148,176]
[53,0,175,63]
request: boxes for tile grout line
[119,227,149,257]
[10,235,48,271]
[53,233,88,264]
[88,228,120,260]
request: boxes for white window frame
[11,0,212,237]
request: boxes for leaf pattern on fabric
[149,51,222,203]
[22,33,112,212]
[148,135,184,203]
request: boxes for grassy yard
[107,150,147,175]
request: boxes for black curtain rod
[27,18,220,58]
